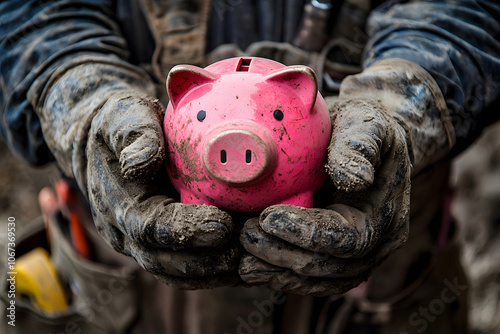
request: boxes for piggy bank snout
[203,129,277,185]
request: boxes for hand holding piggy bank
[164,57,331,212]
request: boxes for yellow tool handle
[15,247,68,314]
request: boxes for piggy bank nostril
[220,150,227,163]
[246,150,252,163]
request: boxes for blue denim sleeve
[0,1,130,165]
[364,0,500,155]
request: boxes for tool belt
[0,211,167,333]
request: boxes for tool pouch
[0,212,164,333]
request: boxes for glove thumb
[95,92,166,179]
[326,98,391,192]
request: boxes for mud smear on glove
[261,205,364,256]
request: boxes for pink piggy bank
[164,57,332,212]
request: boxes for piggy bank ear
[264,66,318,114]
[167,65,216,109]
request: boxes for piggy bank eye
[197,110,206,122]
[273,109,284,121]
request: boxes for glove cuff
[339,58,455,174]
[28,55,157,187]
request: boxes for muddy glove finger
[119,232,241,289]
[239,254,368,296]
[121,232,240,278]
[240,218,372,278]
[257,198,408,260]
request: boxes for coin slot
[237,58,252,72]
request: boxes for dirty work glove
[29,57,240,289]
[239,59,455,295]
